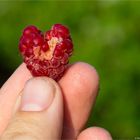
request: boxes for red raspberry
[19,24,73,81]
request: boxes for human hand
[0,62,112,140]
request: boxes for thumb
[1,77,63,140]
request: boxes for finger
[0,63,32,134]
[0,77,63,140]
[77,127,112,140]
[0,61,99,139]
[59,62,99,139]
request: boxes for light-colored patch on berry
[33,46,40,58]
[48,37,62,47]
[33,37,63,61]
[40,37,62,60]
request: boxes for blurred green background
[0,0,140,139]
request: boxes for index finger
[59,62,99,139]
[0,63,32,134]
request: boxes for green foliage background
[0,1,140,139]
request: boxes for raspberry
[19,24,73,81]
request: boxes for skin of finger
[59,62,99,139]
[0,78,63,140]
[0,62,99,139]
[77,127,112,140]
[0,62,73,135]
[0,63,32,135]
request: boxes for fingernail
[21,78,55,111]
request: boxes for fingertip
[72,62,99,90]
[20,77,56,111]
[60,61,99,96]
[78,127,112,140]
[1,63,32,95]
[73,62,99,80]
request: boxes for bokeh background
[0,1,140,139]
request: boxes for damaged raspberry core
[19,24,73,81]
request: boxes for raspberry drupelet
[19,24,73,81]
